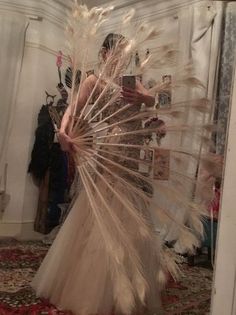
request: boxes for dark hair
[102,33,125,51]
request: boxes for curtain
[214,2,236,155]
[0,13,28,187]
[185,1,223,147]
[164,2,223,251]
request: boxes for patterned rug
[0,239,212,315]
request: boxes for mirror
[0,0,235,314]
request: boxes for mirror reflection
[0,1,235,314]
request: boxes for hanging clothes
[28,86,74,234]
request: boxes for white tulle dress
[32,98,164,315]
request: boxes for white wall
[0,0,70,237]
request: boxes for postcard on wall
[158,75,172,109]
[153,149,170,180]
[139,147,153,175]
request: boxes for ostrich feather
[174,76,206,89]
[83,149,190,233]
[80,162,148,313]
[160,247,182,281]
[187,213,205,237]
[113,271,135,314]
[157,269,167,288]
[175,228,201,254]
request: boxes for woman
[32,33,163,315]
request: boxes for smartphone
[122,75,136,90]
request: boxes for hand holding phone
[121,75,144,105]
[122,75,136,90]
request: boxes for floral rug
[0,239,212,314]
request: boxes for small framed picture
[139,147,154,175]
[158,75,172,108]
[144,147,153,162]
[153,149,170,180]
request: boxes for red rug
[0,239,212,314]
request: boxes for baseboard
[0,221,44,240]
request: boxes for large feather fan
[62,3,222,314]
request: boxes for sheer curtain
[164,2,223,251]
[0,13,28,187]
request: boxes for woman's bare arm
[59,75,97,151]
[135,80,155,107]
[121,79,155,107]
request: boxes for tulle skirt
[32,178,163,315]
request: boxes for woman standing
[32,33,164,315]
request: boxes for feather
[175,228,200,254]
[122,8,136,24]
[133,272,147,304]
[157,269,167,288]
[187,213,204,237]
[199,154,223,178]
[113,271,135,314]
[161,247,181,281]
[140,55,152,70]
[174,76,206,89]
[136,22,149,33]
[145,29,163,41]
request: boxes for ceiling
[53,0,114,9]
[84,0,113,7]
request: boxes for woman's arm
[121,79,155,107]
[58,74,97,152]
[60,105,71,134]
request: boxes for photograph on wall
[158,75,172,108]
[139,138,153,175]
[153,148,170,180]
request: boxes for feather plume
[122,8,136,24]
[175,228,200,254]
[113,271,135,314]
[160,247,181,281]
[133,272,147,304]
[174,76,206,89]
[157,269,167,288]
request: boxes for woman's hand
[121,87,145,105]
[58,131,76,154]
[121,86,155,107]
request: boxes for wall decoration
[158,75,172,108]
[153,149,170,180]
[139,139,153,175]
[135,51,140,67]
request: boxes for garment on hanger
[28,87,73,234]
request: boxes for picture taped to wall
[158,75,172,108]
[153,149,170,180]
[139,145,153,175]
